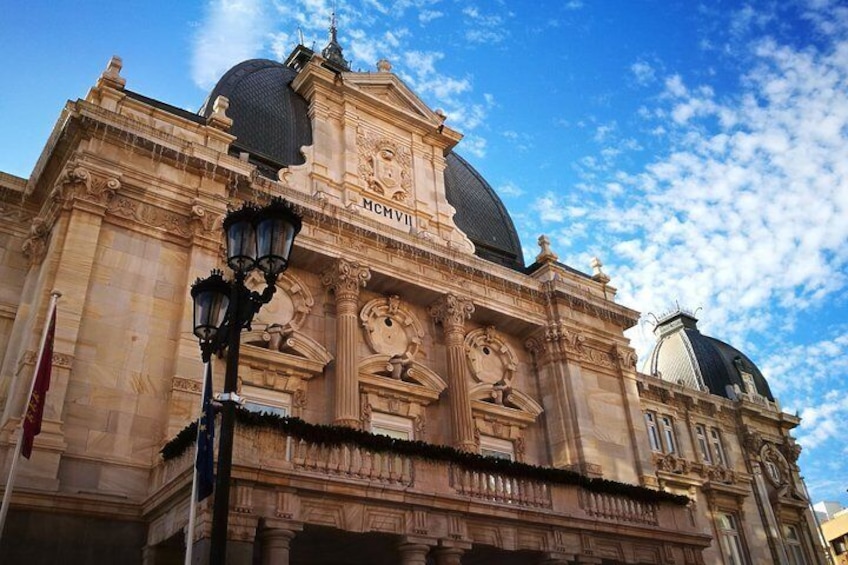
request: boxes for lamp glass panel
[226,219,256,273]
[256,218,296,276]
[193,288,229,341]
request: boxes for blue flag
[196,363,215,501]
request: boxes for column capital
[433,545,466,565]
[428,293,474,330]
[321,258,371,300]
[398,540,432,565]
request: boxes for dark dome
[201,58,524,270]
[444,152,524,270]
[200,59,312,166]
[644,312,774,401]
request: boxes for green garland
[161,409,689,506]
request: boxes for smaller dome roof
[644,311,774,401]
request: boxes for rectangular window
[369,412,414,440]
[717,512,747,565]
[784,525,808,565]
[695,424,711,463]
[242,388,291,417]
[479,436,515,461]
[710,427,727,466]
[645,412,661,452]
[660,416,677,454]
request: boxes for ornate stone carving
[21,217,51,265]
[780,438,802,465]
[359,396,373,429]
[321,259,371,300]
[251,271,314,332]
[412,414,426,439]
[742,426,763,454]
[172,376,202,394]
[428,294,474,330]
[464,326,517,385]
[701,464,735,484]
[189,200,222,237]
[760,443,790,487]
[109,196,193,237]
[51,165,91,204]
[52,165,121,206]
[654,452,689,474]
[614,345,638,371]
[360,295,424,360]
[357,131,412,202]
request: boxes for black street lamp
[190,199,301,565]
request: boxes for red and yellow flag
[21,306,56,459]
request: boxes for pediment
[359,354,447,397]
[469,383,543,427]
[344,73,443,126]
[241,328,333,373]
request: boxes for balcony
[150,416,710,562]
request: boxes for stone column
[398,542,431,565]
[429,294,476,452]
[259,528,297,565]
[321,259,371,427]
[433,546,465,565]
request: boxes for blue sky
[2,0,847,506]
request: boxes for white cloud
[461,134,486,158]
[498,181,524,197]
[191,0,271,89]
[534,35,848,376]
[631,61,656,85]
[418,10,443,24]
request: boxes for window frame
[479,435,515,461]
[695,424,711,463]
[369,411,415,440]
[710,427,728,466]
[241,387,292,418]
[659,415,677,454]
[716,511,748,565]
[783,524,808,565]
[645,412,661,452]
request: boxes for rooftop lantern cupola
[321,12,350,71]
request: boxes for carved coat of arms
[357,132,412,202]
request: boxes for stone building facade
[0,32,826,565]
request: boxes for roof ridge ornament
[321,10,350,72]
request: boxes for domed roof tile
[645,311,774,401]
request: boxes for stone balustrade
[578,490,659,525]
[153,423,693,536]
[449,465,552,508]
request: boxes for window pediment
[359,353,446,405]
[242,327,332,377]
[469,383,542,428]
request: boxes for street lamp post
[190,199,301,565]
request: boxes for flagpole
[185,360,210,565]
[0,290,61,540]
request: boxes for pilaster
[321,259,371,427]
[429,294,476,452]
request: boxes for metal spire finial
[321,9,349,71]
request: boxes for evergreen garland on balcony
[161,409,689,506]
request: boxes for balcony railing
[155,419,692,535]
[288,437,414,486]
